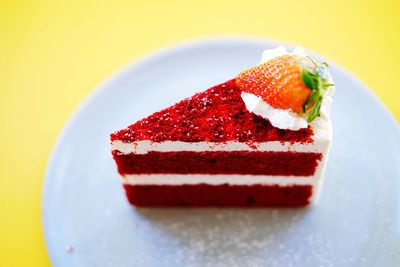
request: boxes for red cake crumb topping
[111,79,313,143]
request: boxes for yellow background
[1,0,399,266]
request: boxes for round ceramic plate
[43,37,400,267]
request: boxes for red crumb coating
[123,184,312,207]
[113,150,322,176]
[110,79,313,143]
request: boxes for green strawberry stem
[300,61,333,122]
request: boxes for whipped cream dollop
[241,46,334,131]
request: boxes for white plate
[43,37,400,267]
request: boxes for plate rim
[42,36,400,265]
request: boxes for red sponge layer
[113,150,322,176]
[123,184,312,207]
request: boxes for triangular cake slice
[111,47,333,207]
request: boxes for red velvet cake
[111,46,334,207]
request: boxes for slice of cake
[110,46,334,207]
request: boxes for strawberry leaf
[307,97,322,122]
[301,62,334,122]
[301,69,315,90]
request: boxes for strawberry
[236,54,332,121]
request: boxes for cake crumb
[66,244,74,253]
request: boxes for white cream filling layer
[111,135,331,155]
[122,174,317,186]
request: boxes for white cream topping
[241,46,335,131]
[241,92,309,130]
